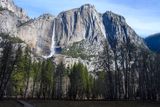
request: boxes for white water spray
[43,20,56,59]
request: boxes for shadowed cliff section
[145,33,160,53]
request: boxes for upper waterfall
[43,20,56,59]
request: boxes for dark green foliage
[10,49,55,99]
[10,47,32,97]
[69,63,93,99]
[38,59,55,99]
[61,42,85,59]
[11,46,25,96]
[61,41,95,60]
[0,41,21,98]
[54,62,66,99]
[0,33,24,43]
[0,6,5,11]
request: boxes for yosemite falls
[43,20,56,59]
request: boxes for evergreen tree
[0,41,21,98]
[55,62,65,99]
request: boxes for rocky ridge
[0,0,28,21]
[144,33,160,53]
[0,0,147,71]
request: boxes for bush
[0,33,24,43]
[61,41,95,60]
[0,6,5,11]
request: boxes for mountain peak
[80,4,97,13]
[57,4,96,18]
[38,13,55,20]
[145,33,160,53]
[80,4,95,9]
[148,33,160,38]
[0,0,29,21]
[103,11,126,23]
[0,0,13,8]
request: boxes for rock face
[55,5,145,49]
[0,0,55,56]
[55,4,106,46]
[0,0,29,36]
[103,11,145,48]
[145,33,160,53]
[0,0,28,22]
[0,0,147,70]
[0,10,18,36]
[52,4,145,55]
[17,14,55,56]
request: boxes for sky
[14,0,160,37]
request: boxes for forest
[0,35,160,101]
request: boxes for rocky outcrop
[103,11,145,48]
[55,4,106,47]
[0,10,18,36]
[53,54,97,71]
[17,14,55,56]
[0,0,29,37]
[0,0,29,22]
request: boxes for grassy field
[0,100,160,107]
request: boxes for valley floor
[0,100,160,107]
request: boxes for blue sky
[14,0,160,37]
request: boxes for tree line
[0,36,160,101]
[97,40,160,101]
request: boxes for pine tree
[55,62,65,99]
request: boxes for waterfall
[43,20,56,59]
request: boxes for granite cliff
[0,0,146,71]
